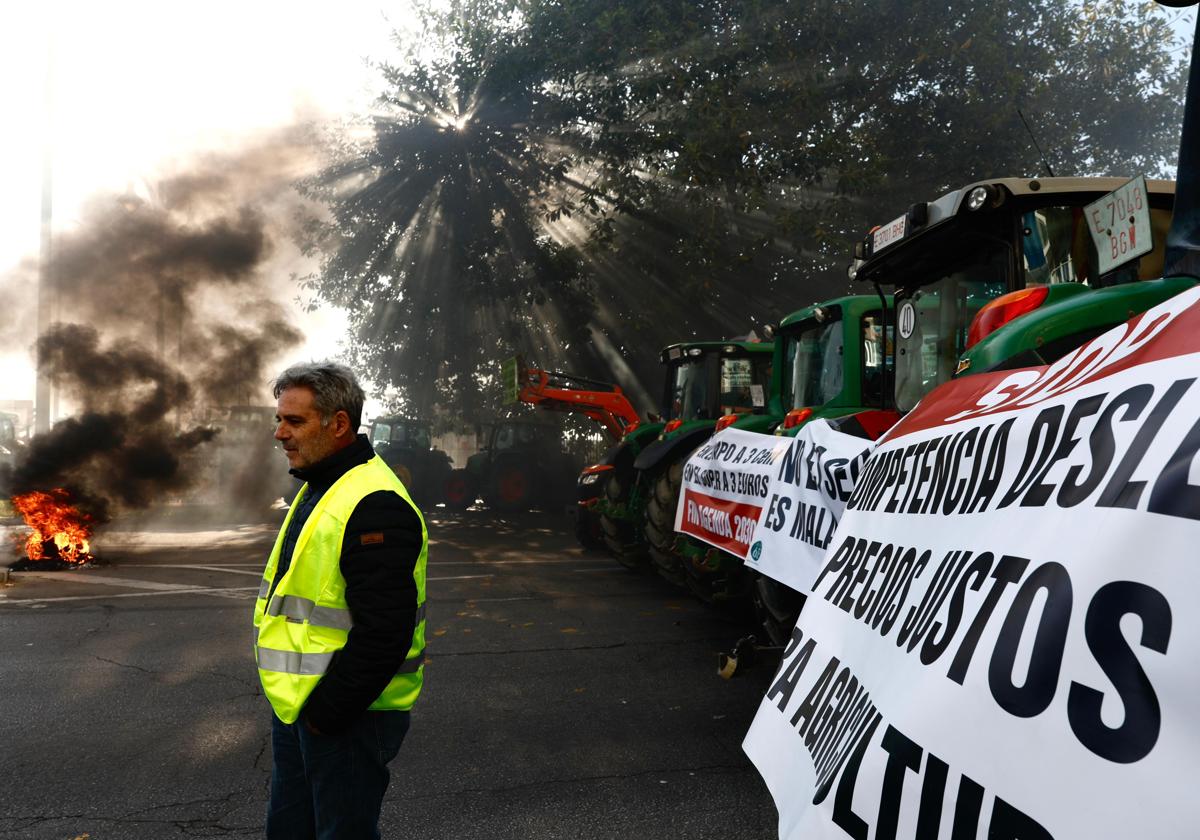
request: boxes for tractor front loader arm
[505,358,642,442]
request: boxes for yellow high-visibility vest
[252,455,427,723]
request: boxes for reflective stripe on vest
[257,646,426,677]
[253,454,428,724]
[265,596,427,632]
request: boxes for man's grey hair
[273,361,365,430]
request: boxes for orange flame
[11,489,94,563]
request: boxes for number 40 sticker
[1083,175,1153,277]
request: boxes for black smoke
[7,134,315,525]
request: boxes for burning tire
[444,469,476,510]
[643,460,687,588]
[599,468,647,570]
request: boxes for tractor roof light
[715,413,739,431]
[782,407,814,430]
[965,185,994,212]
[664,418,684,434]
[688,348,703,357]
[966,286,1051,349]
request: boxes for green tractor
[446,416,585,513]
[659,297,893,619]
[633,340,774,584]
[595,340,774,571]
[368,416,454,508]
[860,177,1182,416]
[749,176,1184,646]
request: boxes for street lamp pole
[35,32,55,434]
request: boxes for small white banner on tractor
[746,420,874,593]
[674,428,791,559]
[744,286,1200,840]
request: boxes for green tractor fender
[729,414,779,435]
[632,422,715,473]
[959,277,1198,375]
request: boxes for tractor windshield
[894,241,1009,412]
[667,359,709,421]
[782,316,844,409]
[371,423,391,446]
[719,355,770,414]
[493,423,547,451]
[1019,204,1174,287]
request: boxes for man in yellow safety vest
[255,361,427,839]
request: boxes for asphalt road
[0,508,781,840]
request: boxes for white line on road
[120,564,265,577]
[428,574,495,581]
[121,563,263,571]
[571,567,628,573]
[0,586,260,605]
[14,573,202,591]
[427,559,610,566]
[461,596,538,603]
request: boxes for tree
[302,0,1190,424]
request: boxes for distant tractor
[504,358,644,543]
[214,405,295,514]
[445,416,586,513]
[593,339,773,573]
[368,416,454,507]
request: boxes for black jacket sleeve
[301,489,422,734]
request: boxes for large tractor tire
[599,468,647,571]
[574,506,605,551]
[443,469,476,511]
[485,460,536,513]
[751,572,807,647]
[643,460,687,588]
[387,460,416,492]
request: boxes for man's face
[274,387,341,470]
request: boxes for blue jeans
[266,710,410,840]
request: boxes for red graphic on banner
[677,488,763,558]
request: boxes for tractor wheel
[443,469,476,510]
[599,469,647,570]
[643,461,687,588]
[486,461,536,512]
[574,506,605,551]
[388,461,415,490]
[751,572,807,647]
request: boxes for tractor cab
[370,417,433,456]
[658,340,773,432]
[853,177,1177,413]
[773,296,891,437]
[369,415,452,506]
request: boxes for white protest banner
[747,420,874,593]
[744,286,1200,840]
[674,427,791,559]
